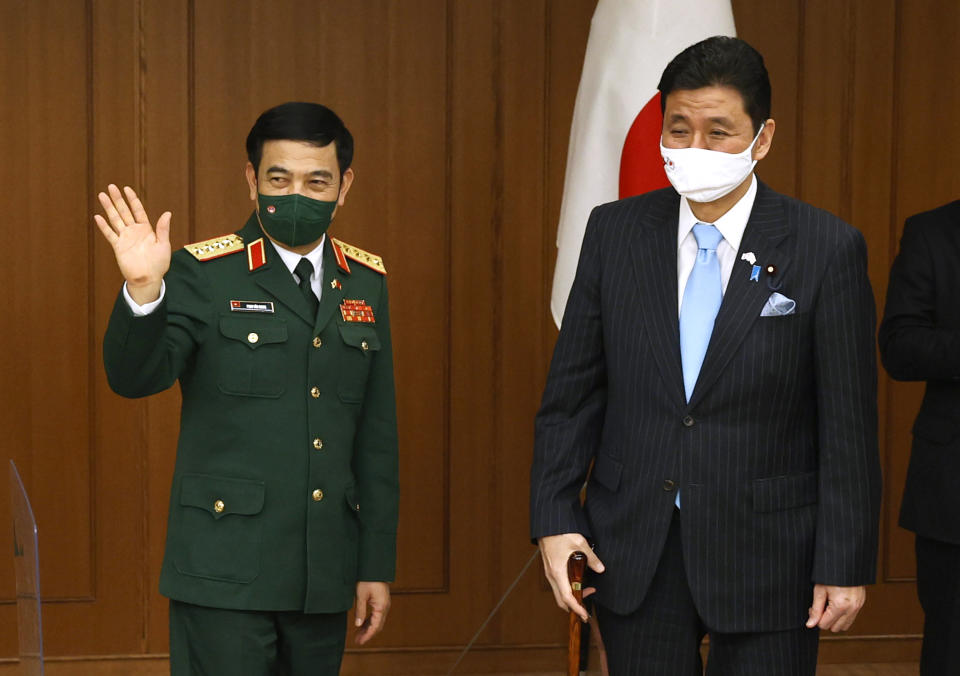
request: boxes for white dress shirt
[269,234,326,302]
[124,235,326,315]
[676,174,758,310]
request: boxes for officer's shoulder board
[184,234,244,261]
[331,237,386,275]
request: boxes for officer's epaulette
[331,237,386,275]
[184,234,245,261]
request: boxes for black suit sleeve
[812,227,881,586]
[879,216,960,381]
[530,210,608,540]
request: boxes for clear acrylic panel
[9,460,45,676]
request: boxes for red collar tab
[247,238,267,271]
[331,239,351,274]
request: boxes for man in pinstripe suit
[530,37,881,674]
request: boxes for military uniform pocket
[337,323,381,402]
[217,315,288,398]
[174,473,265,583]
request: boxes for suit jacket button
[312,489,324,502]
[663,480,676,491]
[214,499,225,513]
[310,386,320,399]
[313,336,322,348]
[682,415,695,427]
[247,332,259,344]
[313,438,323,450]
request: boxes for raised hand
[94,184,171,305]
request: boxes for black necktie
[294,257,319,317]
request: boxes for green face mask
[256,192,337,247]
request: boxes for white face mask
[660,126,764,203]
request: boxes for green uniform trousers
[169,600,346,675]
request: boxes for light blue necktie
[676,223,723,508]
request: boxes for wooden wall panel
[141,0,192,652]
[495,0,551,648]
[3,0,958,671]
[732,0,802,197]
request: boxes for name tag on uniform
[229,300,275,313]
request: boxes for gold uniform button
[361,340,369,352]
[313,438,323,450]
[214,499,225,513]
[312,489,323,502]
[310,386,320,399]
[312,336,322,348]
[247,332,259,344]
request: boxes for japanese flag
[550,0,736,326]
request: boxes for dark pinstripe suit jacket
[531,181,881,632]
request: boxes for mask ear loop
[252,179,273,238]
[749,123,767,158]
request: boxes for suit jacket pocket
[217,315,288,398]
[752,471,817,512]
[174,473,265,583]
[591,453,623,492]
[912,411,957,445]
[337,323,382,403]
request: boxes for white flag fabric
[550,0,736,326]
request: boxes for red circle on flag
[619,92,671,199]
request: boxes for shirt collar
[677,174,758,251]
[269,234,326,278]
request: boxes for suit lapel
[315,237,346,332]
[686,182,792,408]
[629,192,686,406]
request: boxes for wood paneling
[1,0,957,670]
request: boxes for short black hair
[658,36,771,131]
[245,102,354,177]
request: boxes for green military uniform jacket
[103,214,399,613]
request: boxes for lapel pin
[750,265,761,282]
[765,264,784,291]
[741,252,757,265]
[331,278,342,290]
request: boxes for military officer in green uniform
[93,102,399,675]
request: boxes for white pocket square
[760,292,796,317]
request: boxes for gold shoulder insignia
[331,237,386,275]
[184,234,244,261]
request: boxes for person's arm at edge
[808,225,881,632]
[531,207,609,621]
[879,214,960,381]
[351,272,399,644]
